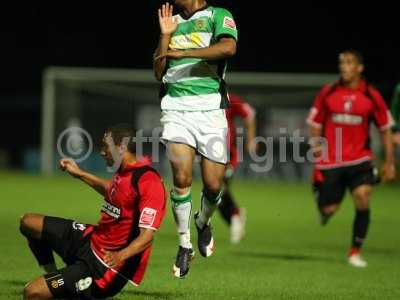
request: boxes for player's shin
[350,209,370,253]
[196,188,224,229]
[171,187,193,249]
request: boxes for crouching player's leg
[20,213,57,274]
[23,263,93,300]
[20,214,98,299]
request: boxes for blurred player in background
[390,83,400,151]
[20,125,166,300]
[219,93,256,244]
[307,50,395,268]
[153,0,238,278]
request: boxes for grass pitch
[1,172,399,299]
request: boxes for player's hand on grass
[158,2,177,36]
[59,158,83,178]
[381,161,396,182]
[103,250,125,268]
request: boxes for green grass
[1,172,400,299]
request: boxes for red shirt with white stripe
[226,93,256,168]
[88,157,166,287]
[307,79,392,169]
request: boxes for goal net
[43,67,375,180]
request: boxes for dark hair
[105,123,136,153]
[340,49,364,65]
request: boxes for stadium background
[1,1,399,299]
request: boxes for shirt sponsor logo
[223,16,236,30]
[101,202,121,219]
[139,208,157,227]
[332,113,363,125]
[170,33,204,49]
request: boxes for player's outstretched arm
[153,3,177,81]
[380,129,396,182]
[158,37,236,61]
[103,228,154,268]
[59,158,111,196]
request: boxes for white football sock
[171,188,193,249]
[196,189,223,229]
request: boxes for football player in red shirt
[20,124,166,300]
[307,50,396,268]
[219,93,257,244]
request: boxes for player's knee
[23,283,43,300]
[203,180,223,195]
[20,213,34,235]
[353,190,371,209]
[320,205,338,216]
[173,172,192,188]
[20,213,43,239]
[355,197,370,210]
[203,184,223,198]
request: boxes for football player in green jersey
[154,0,238,278]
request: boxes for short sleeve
[137,172,167,231]
[213,8,238,41]
[306,85,331,128]
[369,87,393,131]
[229,94,255,120]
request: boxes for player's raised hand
[59,158,83,178]
[158,2,177,35]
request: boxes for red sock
[348,247,361,257]
[232,207,240,216]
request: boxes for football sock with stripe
[171,188,193,249]
[196,188,223,229]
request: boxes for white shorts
[160,110,228,164]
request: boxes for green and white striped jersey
[160,5,238,111]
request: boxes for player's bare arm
[244,116,257,154]
[308,125,324,158]
[380,129,396,182]
[154,3,177,81]
[59,158,111,196]
[158,37,236,61]
[103,228,154,268]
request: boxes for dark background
[1,1,399,168]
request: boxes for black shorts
[313,161,378,208]
[41,216,126,299]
